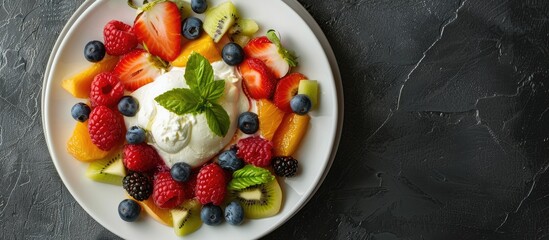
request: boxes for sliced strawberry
[243,30,297,78]
[273,72,307,113]
[133,1,182,61]
[114,49,163,91]
[239,58,277,100]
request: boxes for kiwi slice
[298,80,319,108]
[85,152,126,185]
[229,179,282,219]
[229,18,259,36]
[171,199,202,236]
[203,1,239,43]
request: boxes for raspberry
[103,20,138,56]
[152,171,186,209]
[88,106,125,151]
[236,136,273,167]
[196,163,227,205]
[272,156,298,177]
[123,143,161,172]
[90,72,124,108]
[184,172,198,199]
[123,172,153,201]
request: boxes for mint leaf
[154,88,201,115]
[228,165,274,190]
[185,52,214,94]
[203,80,226,102]
[205,103,230,137]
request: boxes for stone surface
[2,0,549,239]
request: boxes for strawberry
[89,72,125,108]
[273,72,307,113]
[133,1,181,62]
[114,49,164,91]
[195,163,227,205]
[123,143,161,172]
[243,30,298,78]
[239,58,277,100]
[103,20,138,56]
[236,136,273,167]
[153,171,186,209]
[88,105,125,151]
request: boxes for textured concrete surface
[2,0,549,239]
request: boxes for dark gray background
[2,0,549,239]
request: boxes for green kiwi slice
[85,152,126,186]
[229,18,259,36]
[229,178,282,219]
[203,1,239,42]
[171,199,202,236]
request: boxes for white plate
[42,0,343,239]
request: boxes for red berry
[236,136,273,167]
[123,143,161,172]
[103,20,138,56]
[114,49,163,91]
[153,171,186,209]
[133,1,181,61]
[90,72,125,108]
[239,58,277,100]
[88,106,125,151]
[184,172,198,199]
[195,163,227,205]
[273,72,307,113]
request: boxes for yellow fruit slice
[171,34,222,67]
[66,121,110,162]
[61,55,119,98]
[130,195,173,227]
[272,113,310,156]
[257,99,285,141]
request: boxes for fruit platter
[42,0,341,239]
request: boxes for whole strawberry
[195,163,227,206]
[237,136,273,167]
[103,20,138,56]
[88,105,125,151]
[90,72,124,108]
[123,143,160,172]
[153,171,186,209]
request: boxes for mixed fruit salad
[62,0,319,237]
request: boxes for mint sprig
[228,165,275,190]
[155,53,230,137]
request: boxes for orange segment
[257,99,285,141]
[130,195,173,227]
[61,55,119,98]
[66,121,110,162]
[171,34,222,67]
[272,113,310,156]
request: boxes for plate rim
[41,0,344,238]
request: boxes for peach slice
[272,113,310,156]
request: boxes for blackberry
[123,172,152,201]
[272,156,298,177]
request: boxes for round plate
[42,0,343,239]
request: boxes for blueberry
[290,94,312,115]
[221,42,244,66]
[118,96,139,117]
[201,204,223,225]
[191,0,207,13]
[181,17,203,40]
[238,112,259,134]
[224,201,244,225]
[118,199,141,222]
[217,149,244,171]
[71,102,91,122]
[84,40,106,62]
[170,162,191,182]
[126,126,146,144]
